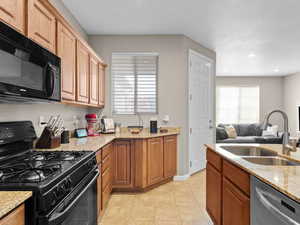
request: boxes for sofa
[216,123,283,144]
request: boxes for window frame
[111,52,159,115]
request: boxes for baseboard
[173,174,190,181]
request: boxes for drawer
[101,154,111,173]
[223,160,250,196]
[102,143,112,160]
[207,148,222,171]
[96,150,101,165]
[102,183,112,210]
[102,167,111,190]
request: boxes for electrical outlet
[39,116,47,128]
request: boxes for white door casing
[188,49,215,175]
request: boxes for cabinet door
[223,177,250,225]
[206,163,222,225]
[147,137,164,186]
[163,135,177,178]
[89,55,99,106]
[0,204,25,225]
[28,0,56,53]
[98,64,105,107]
[112,141,133,187]
[0,0,25,33]
[76,41,90,103]
[57,22,76,101]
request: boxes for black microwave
[0,21,61,102]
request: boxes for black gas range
[0,121,99,225]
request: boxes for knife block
[36,127,61,149]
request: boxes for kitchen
[1,0,300,225]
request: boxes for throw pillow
[262,125,279,137]
[216,127,228,140]
[224,125,237,138]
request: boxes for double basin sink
[220,146,300,166]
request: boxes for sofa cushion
[217,136,258,143]
[218,123,262,136]
[216,127,228,140]
[224,125,238,138]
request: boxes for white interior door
[188,50,215,175]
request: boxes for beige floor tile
[99,171,212,225]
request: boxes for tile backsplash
[0,103,90,136]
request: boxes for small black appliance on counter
[150,119,158,133]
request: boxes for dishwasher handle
[256,187,300,225]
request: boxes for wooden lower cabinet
[223,177,250,225]
[163,135,177,178]
[112,136,177,191]
[0,204,25,225]
[112,141,133,188]
[147,137,164,186]
[97,165,102,221]
[206,163,222,225]
[206,148,250,225]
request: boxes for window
[112,53,158,115]
[216,86,260,124]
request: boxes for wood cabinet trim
[0,0,25,34]
[223,160,250,196]
[57,21,76,101]
[27,0,56,53]
[207,148,222,171]
[0,203,25,225]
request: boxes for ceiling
[62,0,300,76]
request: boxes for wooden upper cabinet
[28,0,56,53]
[206,163,222,225]
[163,135,177,178]
[76,41,90,103]
[98,64,105,107]
[147,137,164,186]
[223,177,250,225]
[0,0,25,33]
[0,204,25,225]
[112,141,133,187]
[89,55,99,106]
[57,22,76,101]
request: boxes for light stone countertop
[206,143,300,203]
[0,191,32,219]
[36,128,180,152]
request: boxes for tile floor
[99,171,213,225]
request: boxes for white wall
[0,0,89,136]
[88,35,216,175]
[216,76,284,129]
[283,73,300,136]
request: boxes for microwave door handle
[48,170,99,225]
[256,187,299,225]
[46,63,55,97]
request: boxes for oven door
[39,169,99,225]
[0,21,61,102]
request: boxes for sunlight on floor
[99,171,213,225]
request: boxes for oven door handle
[48,170,99,225]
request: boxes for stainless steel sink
[221,146,278,157]
[242,156,300,166]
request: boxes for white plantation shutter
[112,53,158,115]
[216,86,260,124]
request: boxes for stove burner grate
[0,162,62,183]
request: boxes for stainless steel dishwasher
[251,176,300,225]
